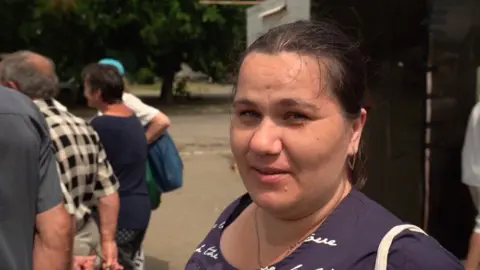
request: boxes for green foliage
[0,0,246,102]
[135,67,156,84]
[174,77,189,97]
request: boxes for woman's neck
[257,179,351,246]
[101,103,133,117]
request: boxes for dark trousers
[115,228,146,270]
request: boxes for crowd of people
[0,19,474,270]
[0,52,169,269]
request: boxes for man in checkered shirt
[0,51,122,270]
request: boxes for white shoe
[133,248,145,270]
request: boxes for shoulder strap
[374,224,427,270]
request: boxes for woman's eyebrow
[232,98,257,108]
[277,98,318,111]
[233,98,318,111]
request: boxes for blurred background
[2,0,480,268]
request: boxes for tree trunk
[160,69,175,104]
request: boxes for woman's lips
[250,166,289,184]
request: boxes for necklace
[254,207,326,268]
[254,186,347,269]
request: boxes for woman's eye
[285,112,309,122]
[239,110,261,118]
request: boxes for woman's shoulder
[341,191,462,269]
[336,189,403,233]
[90,115,117,130]
[186,194,250,264]
[382,230,463,269]
[347,230,463,270]
[90,114,115,123]
[91,114,140,125]
[90,115,144,138]
[90,115,105,128]
[212,193,252,229]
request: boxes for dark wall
[427,37,477,257]
[427,0,480,257]
[311,0,427,226]
[312,0,480,259]
[310,0,426,66]
[362,48,427,227]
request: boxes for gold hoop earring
[348,155,356,170]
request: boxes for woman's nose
[248,119,282,156]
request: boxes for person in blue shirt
[82,63,151,270]
[96,58,170,270]
[186,20,463,270]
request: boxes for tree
[0,0,115,79]
[0,0,38,53]
[0,0,246,104]
[134,0,246,103]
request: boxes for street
[142,113,245,270]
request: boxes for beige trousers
[74,218,102,256]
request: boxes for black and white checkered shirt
[34,99,119,226]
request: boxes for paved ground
[69,87,241,269]
[141,113,245,270]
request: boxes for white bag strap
[374,224,427,270]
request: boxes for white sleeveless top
[462,102,480,187]
[97,92,159,127]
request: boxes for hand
[101,241,123,270]
[73,256,95,270]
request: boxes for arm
[145,111,170,143]
[34,130,73,270]
[34,205,74,270]
[122,92,170,143]
[462,104,480,185]
[93,139,120,242]
[98,193,119,242]
[92,136,120,267]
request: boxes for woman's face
[230,52,366,218]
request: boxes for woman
[83,63,151,270]
[186,20,463,269]
[97,58,169,269]
[97,58,170,143]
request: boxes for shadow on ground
[146,255,170,270]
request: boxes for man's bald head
[3,51,55,76]
[0,50,59,99]
[24,51,54,75]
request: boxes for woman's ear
[348,108,367,155]
[92,88,103,101]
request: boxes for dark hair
[236,20,367,188]
[82,63,124,104]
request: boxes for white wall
[246,0,310,47]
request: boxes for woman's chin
[249,189,297,214]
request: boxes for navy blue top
[91,115,151,230]
[186,189,462,269]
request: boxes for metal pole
[423,31,434,232]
